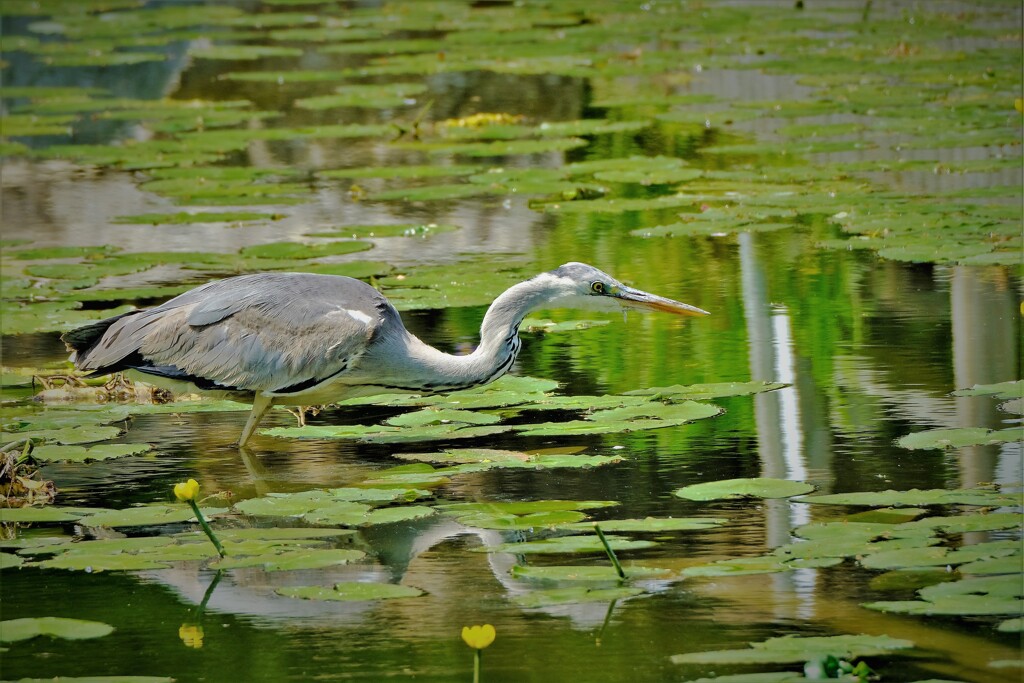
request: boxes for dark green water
[1,1,1021,681]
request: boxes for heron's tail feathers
[61,311,138,363]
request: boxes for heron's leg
[238,394,273,447]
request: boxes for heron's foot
[284,405,322,427]
[35,374,87,390]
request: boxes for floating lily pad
[81,505,228,528]
[511,565,671,581]
[897,427,1021,450]
[480,534,655,555]
[318,165,482,180]
[951,381,1024,399]
[0,507,90,523]
[113,211,274,225]
[670,634,914,665]
[565,517,727,533]
[210,548,366,571]
[0,617,114,643]
[682,555,841,577]
[276,582,424,601]
[860,540,1020,570]
[29,443,152,462]
[513,585,644,608]
[0,553,25,569]
[626,382,787,399]
[15,425,123,445]
[191,45,303,60]
[800,488,1021,508]
[674,478,814,501]
[295,83,428,109]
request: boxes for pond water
[1,1,1021,682]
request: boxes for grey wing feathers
[73,273,388,393]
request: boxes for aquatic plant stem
[188,499,225,558]
[473,649,481,683]
[593,524,625,580]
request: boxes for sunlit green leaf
[277,582,424,601]
[674,478,814,501]
[0,617,114,643]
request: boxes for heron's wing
[77,273,389,393]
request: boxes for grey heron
[62,262,708,446]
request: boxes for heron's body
[63,263,707,446]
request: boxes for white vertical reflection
[739,233,816,620]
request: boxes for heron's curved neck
[395,276,559,391]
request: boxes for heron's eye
[590,281,605,294]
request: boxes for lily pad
[81,505,228,528]
[511,565,672,581]
[479,534,655,555]
[897,427,1021,450]
[626,381,787,399]
[295,83,428,110]
[670,634,914,665]
[799,488,1022,508]
[276,582,424,601]
[191,45,303,60]
[513,585,644,608]
[28,443,152,462]
[860,541,1021,570]
[209,548,365,571]
[0,617,114,643]
[682,555,842,577]
[674,478,815,501]
[564,517,727,533]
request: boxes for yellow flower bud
[173,478,200,502]
[461,624,496,650]
[178,623,204,649]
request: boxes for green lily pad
[234,492,363,518]
[191,45,304,60]
[513,585,645,608]
[511,565,671,582]
[564,517,727,533]
[305,223,460,239]
[81,505,228,528]
[670,634,914,665]
[897,427,1021,450]
[318,165,482,180]
[682,555,842,577]
[384,409,501,428]
[113,211,274,225]
[626,381,787,399]
[15,425,123,445]
[295,83,428,109]
[860,541,1021,570]
[864,595,1024,616]
[0,617,114,643]
[238,240,374,260]
[453,510,588,530]
[28,443,152,462]
[997,618,1024,633]
[276,582,424,601]
[951,381,1024,399]
[209,548,366,571]
[674,478,814,501]
[799,488,1021,508]
[895,512,1024,534]
[0,553,25,569]
[480,534,655,555]
[958,555,1024,575]
[304,505,436,527]
[0,507,90,523]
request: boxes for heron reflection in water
[63,262,708,446]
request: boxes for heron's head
[543,262,709,316]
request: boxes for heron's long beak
[616,286,709,316]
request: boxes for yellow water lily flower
[178,623,204,649]
[461,624,496,650]
[173,478,200,502]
